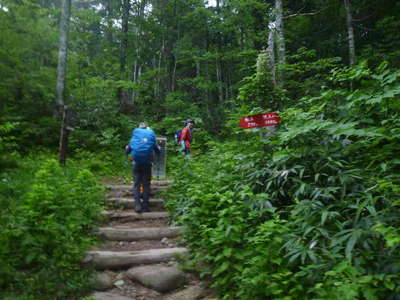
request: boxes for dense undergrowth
[0,156,105,299]
[165,63,400,299]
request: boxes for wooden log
[85,248,188,270]
[99,226,182,241]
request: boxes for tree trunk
[171,57,177,92]
[119,0,130,109]
[195,60,200,77]
[130,0,147,104]
[58,105,70,165]
[216,58,224,104]
[56,0,71,165]
[344,0,356,66]
[275,0,285,65]
[267,21,277,88]
[55,0,71,116]
[105,0,114,43]
[274,0,285,86]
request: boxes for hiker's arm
[125,145,131,155]
[154,143,161,154]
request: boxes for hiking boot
[142,207,150,213]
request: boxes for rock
[161,237,169,245]
[165,285,206,300]
[127,264,186,293]
[94,272,114,291]
[90,291,134,300]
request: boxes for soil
[109,219,169,228]
[99,238,180,252]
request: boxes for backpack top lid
[129,128,156,165]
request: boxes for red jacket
[180,127,192,148]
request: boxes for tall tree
[119,0,131,110]
[55,0,71,116]
[344,0,355,66]
[267,11,277,88]
[275,0,286,66]
[56,0,72,165]
[266,0,286,88]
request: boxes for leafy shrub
[165,63,400,299]
[0,159,104,299]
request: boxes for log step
[105,183,170,190]
[102,210,169,221]
[99,226,182,241]
[86,248,188,270]
[105,198,164,210]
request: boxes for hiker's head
[139,122,147,129]
[185,119,194,128]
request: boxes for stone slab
[164,285,205,300]
[94,272,115,291]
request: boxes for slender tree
[275,0,286,66]
[267,17,277,88]
[55,0,71,116]
[266,0,285,88]
[56,0,72,165]
[344,0,356,66]
[119,0,131,110]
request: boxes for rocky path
[85,181,215,300]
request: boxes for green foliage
[0,158,104,299]
[165,64,400,299]
[0,120,19,169]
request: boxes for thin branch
[284,11,320,19]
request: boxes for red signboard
[239,112,281,129]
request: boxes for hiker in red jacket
[179,119,194,155]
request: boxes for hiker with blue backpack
[125,122,160,213]
[175,119,194,155]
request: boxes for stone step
[165,285,206,300]
[126,264,185,293]
[99,226,182,241]
[105,198,164,210]
[86,248,188,270]
[102,210,169,221]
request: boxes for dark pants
[132,163,152,210]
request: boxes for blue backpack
[129,128,157,165]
